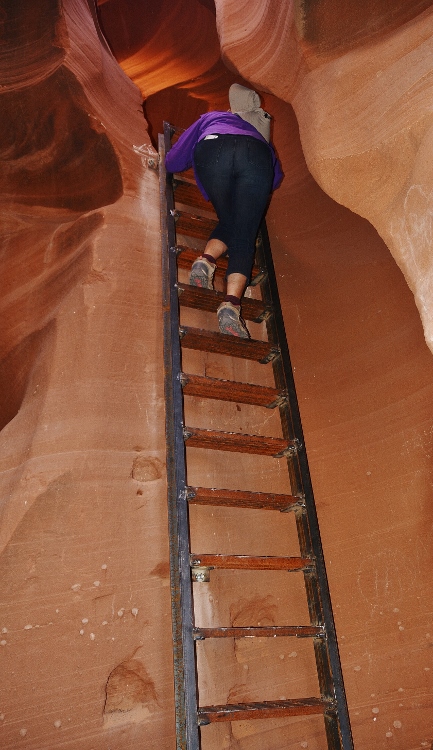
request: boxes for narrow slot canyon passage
[1,1,433,748]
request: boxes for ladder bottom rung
[198,698,328,725]
[194,626,324,639]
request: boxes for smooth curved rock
[0,1,173,747]
[217,0,433,354]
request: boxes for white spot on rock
[90,633,95,641]
[101,564,107,570]
[2,628,7,634]
[102,621,108,626]
[288,651,297,658]
[81,618,88,624]
[20,728,27,737]
[393,720,402,729]
[93,581,100,587]
[117,609,124,617]
[71,583,81,592]
[354,665,361,671]
[54,720,62,729]
[0,640,7,646]
[79,630,84,636]
[131,608,139,617]
[386,731,393,738]
[372,707,379,714]
[24,624,32,630]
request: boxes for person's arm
[165,118,202,173]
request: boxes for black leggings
[193,135,274,278]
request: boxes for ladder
[158,122,354,750]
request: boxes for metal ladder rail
[256,224,354,749]
[159,121,354,750]
[159,126,200,750]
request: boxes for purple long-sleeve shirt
[165,111,283,201]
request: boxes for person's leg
[216,138,274,337]
[193,137,235,248]
[190,137,234,289]
[225,137,274,280]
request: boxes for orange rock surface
[1,0,433,749]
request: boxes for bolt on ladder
[158,122,353,750]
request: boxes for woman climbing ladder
[165,83,283,338]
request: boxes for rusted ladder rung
[181,374,285,407]
[183,426,296,457]
[177,283,269,322]
[179,326,279,363]
[186,486,302,511]
[198,698,329,725]
[190,553,313,571]
[175,245,267,286]
[193,625,325,639]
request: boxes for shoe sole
[189,273,212,289]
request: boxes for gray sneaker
[189,257,215,289]
[217,301,250,338]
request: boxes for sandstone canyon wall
[1,1,433,749]
[0,1,174,748]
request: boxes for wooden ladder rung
[172,210,217,240]
[190,553,313,571]
[193,626,325,639]
[177,283,270,322]
[179,326,280,363]
[183,426,295,457]
[181,374,286,407]
[198,698,329,725]
[176,245,267,286]
[186,486,302,511]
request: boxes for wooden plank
[186,486,302,511]
[198,698,327,725]
[173,180,213,213]
[184,426,294,457]
[189,553,313,571]
[180,326,280,363]
[181,374,285,407]
[194,626,324,639]
[177,284,269,322]
[173,210,217,240]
